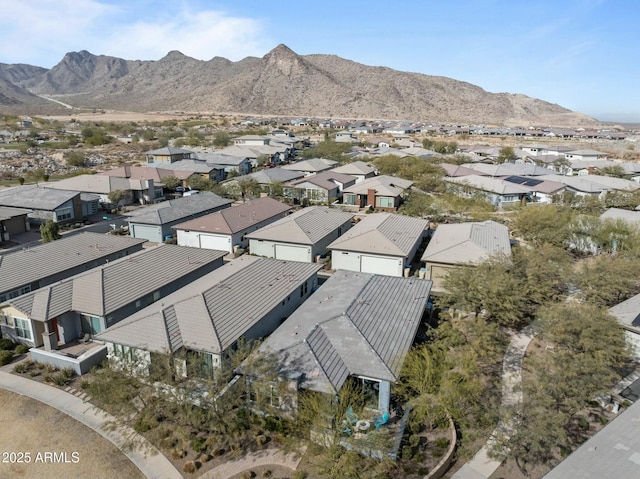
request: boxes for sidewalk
[452,326,536,479]
[201,447,305,479]
[0,367,183,479]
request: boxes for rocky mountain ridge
[0,44,597,126]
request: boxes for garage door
[360,255,402,276]
[199,234,231,252]
[275,244,309,263]
[131,224,160,242]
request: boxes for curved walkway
[0,365,183,479]
[452,325,537,479]
[201,447,305,479]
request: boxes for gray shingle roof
[5,245,226,320]
[609,293,640,328]
[0,232,146,296]
[96,256,322,354]
[240,168,305,184]
[343,175,413,197]
[328,213,427,257]
[421,220,511,264]
[257,271,432,395]
[0,206,31,220]
[172,197,292,235]
[329,161,376,176]
[126,192,233,225]
[281,158,337,173]
[245,206,354,245]
[286,171,356,190]
[0,186,79,210]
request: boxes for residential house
[145,147,194,165]
[96,256,321,379]
[600,208,640,228]
[246,206,354,263]
[247,270,433,417]
[224,168,305,195]
[329,161,377,183]
[609,293,640,362]
[461,162,556,177]
[0,232,145,303]
[0,186,82,224]
[0,207,31,243]
[542,397,640,478]
[43,174,162,206]
[329,213,428,277]
[445,175,530,206]
[173,197,292,253]
[421,220,511,291]
[281,158,338,176]
[284,171,356,203]
[342,175,413,211]
[564,149,608,161]
[126,192,233,243]
[0,245,226,373]
[158,159,226,183]
[501,176,567,204]
[545,174,640,198]
[194,152,252,177]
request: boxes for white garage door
[131,224,160,242]
[275,244,309,263]
[360,255,401,276]
[199,234,231,252]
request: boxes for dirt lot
[0,389,144,479]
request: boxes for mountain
[1,44,596,125]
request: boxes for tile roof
[256,271,432,395]
[328,213,428,257]
[5,244,226,320]
[329,161,376,176]
[281,158,338,173]
[96,256,321,354]
[240,168,305,184]
[286,171,356,190]
[245,206,354,245]
[0,232,145,296]
[125,192,233,225]
[421,220,511,264]
[172,197,292,235]
[343,175,413,197]
[0,186,79,210]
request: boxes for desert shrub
[292,471,306,479]
[262,470,272,478]
[578,417,589,430]
[60,367,76,380]
[255,434,268,447]
[13,362,31,373]
[435,437,450,449]
[196,453,211,463]
[0,350,14,365]
[170,449,186,460]
[44,363,57,373]
[28,370,41,377]
[43,374,55,383]
[212,447,225,457]
[409,434,420,448]
[182,461,197,473]
[15,344,30,355]
[241,471,256,479]
[0,338,15,350]
[402,445,413,460]
[191,436,207,453]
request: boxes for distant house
[445,175,530,206]
[0,245,226,374]
[329,161,377,183]
[246,206,354,263]
[224,168,305,193]
[421,220,511,291]
[329,213,428,277]
[284,171,356,203]
[145,147,194,165]
[44,174,162,206]
[0,232,145,303]
[0,207,31,243]
[342,175,413,211]
[194,152,252,177]
[159,159,226,183]
[0,186,82,225]
[609,293,640,362]
[600,208,640,228]
[247,270,433,418]
[96,256,321,379]
[173,197,292,253]
[126,192,233,243]
[281,158,338,176]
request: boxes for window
[56,207,73,222]
[14,317,31,340]
[377,197,394,208]
[113,343,135,361]
[81,314,102,335]
[186,350,215,379]
[344,194,357,206]
[152,290,161,302]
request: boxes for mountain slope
[3,44,595,125]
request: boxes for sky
[1,0,638,122]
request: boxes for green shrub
[409,434,420,448]
[15,344,29,355]
[13,362,30,373]
[241,471,255,479]
[255,434,268,447]
[402,445,413,460]
[435,437,450,449]
[262,470,272,478]
[28,370,41,377]
[578,417,589,430]
[0,350,14,365]
[191,436,207,453]
[60,367,76,380]
[599,416,609,425]
[43,374,55,383]
[44,363,57,373]
[0,338,15,350]
[292,471,307,479]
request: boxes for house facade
[174,197,292,253]
[0,207,31,243]
[246,206,354,263]
[284,171,356,204]
[342,175,413,211]
[0,186,83,224]
[329,213,428,277]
